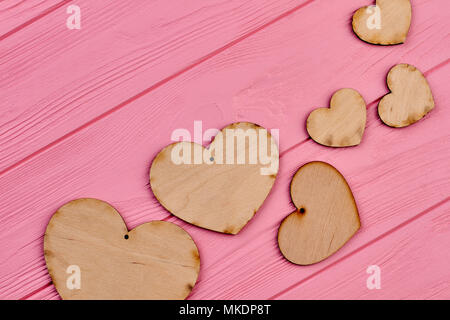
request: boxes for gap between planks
[278,58,449,158]
[14,56,450,299]
[1,54,448,179]
[0,0,74,41]
[269,196,450,300]
[23,196,450,300]
[3,1,448,299]
[17,58,450,299]
[1,0,446,173]
[0,0,316,178]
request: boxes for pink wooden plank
[1,0,448,173]
[0,0,307,171]
[276,200,450,300]
[0,0,449,299]
[186,65,450,299]
[20,283,59,300]
[5,60,449,300]
[0,0,69,40]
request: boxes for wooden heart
[44,198,200,300]
[278,162,361,265]
[378,64,435,127]
[306,88,367,147]
[352,0,412,45]
[150,122,279,234]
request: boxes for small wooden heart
[44,198,200,300]
[306,88,367,147]
[378,64,435,128]
[278,162,361,265]
[150,122,279,234]
[352,0,412,45]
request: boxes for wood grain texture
[352,0,412,45]
[185,63,450,300]
[150,122,278,234]
[2,62,446,300]
[0,0,449,300]
[278,162,360,265]
[0,0,306,172]
[1,0,448,173]
[378,64,435,127]
[45,198,200,300]
[0,0,69,40]
[306,89,367,147]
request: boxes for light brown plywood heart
[306,88,367,147]
[378,64,435,128]
[44,198,200,300]
[278,162,361,265]
[150,122,279,234]
[352,0,412,45]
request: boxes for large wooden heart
[278,162,361,265]
[150,122,279,234]
[378,64,435,128]
[352,0,412,45]
[44,198,200,300]
[306,88,367,147]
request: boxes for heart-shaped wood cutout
[150,122,279,234]
[278,162,361,265]
[306,88,367,147]
[378,64,435,128]
[352,0,412,45]
[44,198,200,300]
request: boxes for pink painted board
[0,0,449,300]
[0,0,69,40]
[1,0,449,171]
[188,64,450,299]
[1,61,448,299]
[0,0,306,171]
[277,200,450,300]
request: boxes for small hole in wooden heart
[278,162,361,265]
[44,199,201,299]
[149,122,279,234]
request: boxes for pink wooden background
[1,0,449,300]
